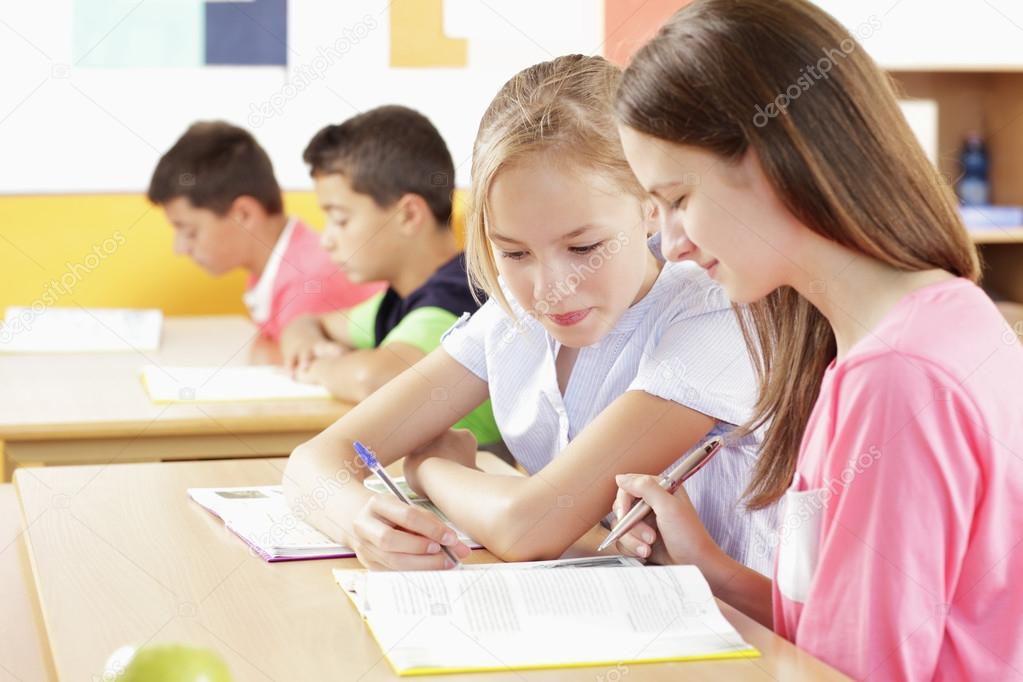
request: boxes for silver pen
[597,436,725,553]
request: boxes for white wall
[0,0,603,193]
[812,0,1023,70]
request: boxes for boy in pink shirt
[148,121,381,340]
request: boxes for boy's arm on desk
[298,342,426,403]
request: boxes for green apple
[116,644,232,682]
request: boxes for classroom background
[3,2,1023,680]
[2,0,1022,319]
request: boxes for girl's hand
[403,428,479,496]
[349,493,471,570]
[612,474,722,567]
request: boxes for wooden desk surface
[0,484,55,681]
[0,315,347,441]
[15,458,847,681]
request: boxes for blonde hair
[466,54,645,310]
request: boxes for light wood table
[14,458,848,681]
[0,484,56,681]
[0,316,349,480]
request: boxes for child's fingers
[613,519,657,558]
[357,543,457,571]
[353,513,447,555]
[612,486,636,521]
[369,495,469,552]
[614,530,650,558]
[615,474,680,519]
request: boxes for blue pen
[353,441,461,567]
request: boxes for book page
[189,481,480,559]
[142,365,331,403]
[0,307,162,353]
[333,555,642,616]
[359,566,755,672]
[188,486,346,555]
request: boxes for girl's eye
[500,250,528,260]
[669,195,687,211]
[569,242,603,255]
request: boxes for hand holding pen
[352,441,468,570]
[602,437,724,564]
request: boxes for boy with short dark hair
[281,105,498,444]
[148,121,381,339]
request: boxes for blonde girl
[285,55,776,573]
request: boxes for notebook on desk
[141,365,331,403]
[0,307,162,353]
[334,560,758,676]
[188,478,480,562]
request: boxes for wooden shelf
[970,227,1023,244]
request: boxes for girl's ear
[642,199,660,237]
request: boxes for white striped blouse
[440,238,779,575]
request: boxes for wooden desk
[0,484,56,681]
[0,316,349,480]
[15,458,848,681]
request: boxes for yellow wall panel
[0,190,465,316]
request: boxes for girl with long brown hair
[611,0,1023,679]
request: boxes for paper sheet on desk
[0,307,162,353]
[141,365,330,402]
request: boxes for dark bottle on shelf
[956,132,990,206]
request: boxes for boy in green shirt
[281,105,499,445]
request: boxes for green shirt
[346,291,501,445]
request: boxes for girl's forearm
[282,440,374,543]
[416,457,600,562]
[700,549,774,628]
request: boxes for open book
[335,562,758,675]
[188,478,479,562]
[141,365,331,403]
[0,307,162,353]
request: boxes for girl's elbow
[283,443,313,499]
[489,540,560,564]
[484,499,572,562]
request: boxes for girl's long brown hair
[616,0,979,508]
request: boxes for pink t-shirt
[773,278,1023,680]
[245,218,382,340]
